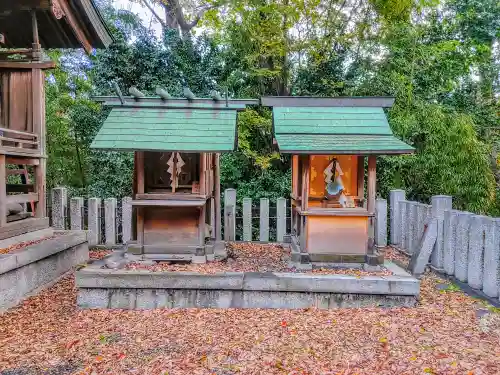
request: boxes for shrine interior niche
[144,152,203,194]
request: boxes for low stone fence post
[276,197,286,243]
[400,201,409,251]
[259,198,270,242]
[443,210,458,276]
[482,218,500,298]
[104,198,117,246]
[430,195,452,270]
[224,189,236,241]
[386,189,500,299]
[408,202,418,254]
[242,198,252,241]
[121,197,132,244]
[453,211,471,282]
[87,198,101,246]
[467,215,485,290]
[51,187,67,230]
[389,189,405,247]
[70,197,84,230]
[375,198,387,247]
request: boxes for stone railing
[50,187,290,247]
[50,186,499,300]
[375,190,500,300]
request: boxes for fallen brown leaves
[126,243,392,276]
[88,249,113,260]
[384,246,411,268]
[1,246,499,375]
[0,236,56,255]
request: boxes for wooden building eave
[0,0,113,53]
[0,60,56,69]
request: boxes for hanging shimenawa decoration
[324,158,347,207]
[166,152,185,188]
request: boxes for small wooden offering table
[263,96,414,265]
[92,91,257,262]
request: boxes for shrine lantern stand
[264,96,414,266]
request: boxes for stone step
[142,253,193,262]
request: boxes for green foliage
[42,0,498,216]
[344,1,499,213]
[220,153,290,202]
[378,102,496,213]
[84,151,134,198]
[45,50,95,190]
[237,109,280,169]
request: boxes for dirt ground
[1,248,499,375]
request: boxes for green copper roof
[91,107,237,152]
[273,107,414,154]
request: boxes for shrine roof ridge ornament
[90,85,244,152]
[261,96,395,108]
[95,92,394,110]
[93,85,259,111]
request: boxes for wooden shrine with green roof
[263,96,414,265]
[92,88,258,262]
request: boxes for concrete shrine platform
[76,249,420,309]
[0,230,88,311]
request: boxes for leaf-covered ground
[385,247,411,268]
[125,243,393,276]
[0,236,57,255]
[88,249,113,260]
[1,251,499,375]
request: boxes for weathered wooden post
[51,187,67,230]
[70,197,84,230]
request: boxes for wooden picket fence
[49,187,291,246]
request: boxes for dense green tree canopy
[44,0,499,214]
